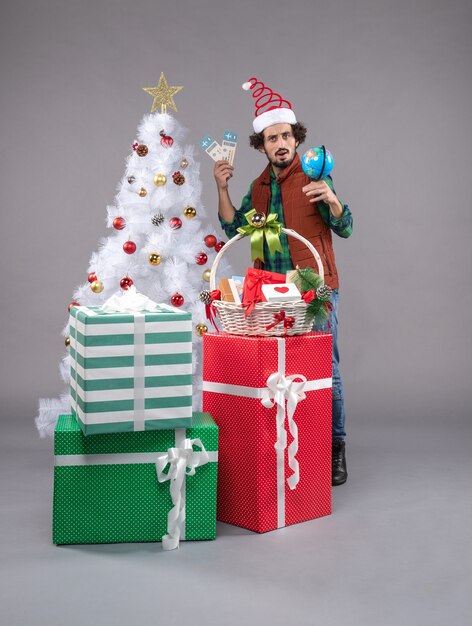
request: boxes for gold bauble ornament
[65,336,71,347]
[153,173,167,186]
[180,158,189,169]
[195,323,208,337]
[183,205,197,219]
[202,268,211,282]
[90,280,104,293]
[139,187,147,197]
[251,212,266,228]
[148,253,162,266]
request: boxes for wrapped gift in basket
[206,210,331,337]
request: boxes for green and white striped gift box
[69,304,193,435]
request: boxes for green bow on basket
[237,209,283,263]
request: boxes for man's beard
[270,151,295,170]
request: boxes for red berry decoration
[132,142,138,151]
[87,272,97,283]
[169,217,182,230]
[123,240,137,254]
[120,277,133,290]
[159,130,174,148]
[171,293,184,307]
[195,252,208,265]
[113,217,126,230]
[68,301,80,311]
[215,241,225,252]
[172,171,185,185]
[204,234,217,248]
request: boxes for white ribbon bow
[156,438,210,551]
[101,285,157,313]
[261,372,307,490]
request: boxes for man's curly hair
[249,122,307,150]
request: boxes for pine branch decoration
[288,268,331,326]
[291,268,324,293]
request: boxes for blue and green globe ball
[301,146,334,180]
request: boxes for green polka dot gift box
[69,304,193,435]
[53,413,218,548]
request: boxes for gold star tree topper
[143,72,184,114]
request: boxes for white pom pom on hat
[242,78,297,134]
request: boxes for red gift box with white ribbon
[202,332,332,533]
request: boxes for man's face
[260,123,299,171]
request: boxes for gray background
[1,1,471,624]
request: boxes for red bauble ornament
[120,277,133,290]
[113,217,126,230]
[123,240,137,254]
[68,301,80,311]
[215,241,225,252]
[195,252,208,265]
[87,272,97,283]
[204,234,217,248]
[160,130,174,148]
[169,217,182,230]
[171,293,184,307]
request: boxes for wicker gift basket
[209,228,325,337]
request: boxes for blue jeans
[314,289,346,441]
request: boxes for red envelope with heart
[261,282,302,303]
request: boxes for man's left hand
[302,180,336,204]
[302,180,343,218]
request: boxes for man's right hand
[214,160,234,191]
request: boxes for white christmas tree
[36,73,230,436]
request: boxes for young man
[214,96,353,486]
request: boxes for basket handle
[209,227,324,291]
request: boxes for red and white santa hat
[242,77,297,134]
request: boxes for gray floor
[1,417,471,626]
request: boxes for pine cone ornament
[136,144,149,157]
[172,171,185,185]
[151,213,165,226]
[316,284,332,301]
[198,290,212,305]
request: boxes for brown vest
[251,153,339,289]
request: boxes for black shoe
[332,439,348,486]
